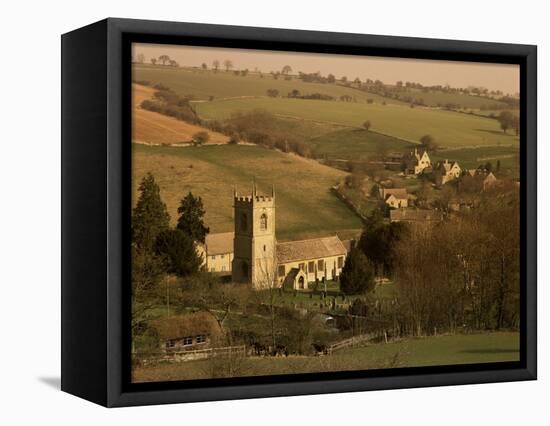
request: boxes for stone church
[201,183,349,290]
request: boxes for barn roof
[276,235,347,264]
[152,312,220,340]
[205,232,234,255]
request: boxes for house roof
[277,235,347,264]
[390,208,444,223]
[438,160,460,174]
[381,187,408,200]
[205,232,234,255]
[152,312,220,340]
[467,168,497,180]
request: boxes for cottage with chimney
[403,148,432,175]
[460,168,498,192]
[379,187,409,208]
[153,312,222,353]
[435,159,461,185]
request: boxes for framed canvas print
[61,18,537,407]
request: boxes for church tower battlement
[232,182,276,288]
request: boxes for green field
[133,64,402,104]
[133,332,519,382]
[196,97,519,148]
[133,143,363,241]
[309,128,415,160]
[433,145,520,173]
[383,87,510,110]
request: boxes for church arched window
[260,213,268,231]
[240,213,247,231]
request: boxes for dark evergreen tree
[340,249,375,295]
[155,229,202,277]
[359,210,408,277]
[177,192,210,243]
[132,173,170,251]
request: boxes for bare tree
[223,59,234,72]
[158,54,170,65]
[282,65,292,75]
[250,245,280,351]
[212,59,220,71]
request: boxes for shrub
[192,131,209,146]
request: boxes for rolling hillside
[195,97,519,148]
[133,64,403,104]
[133,143,363,241]
[309,128,415,160]
[132,83,229,145]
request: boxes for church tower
[232,182,276,289]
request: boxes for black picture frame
[61,17,537,407]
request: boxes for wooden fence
[327,333,374,355]
[143,345,247,364]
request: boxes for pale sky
[133,43,520,95]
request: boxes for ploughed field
[133,143,363,241]
[132,332,520,382]
[132,83,229,145]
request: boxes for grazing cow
[312,343,328,356]
[273,344,289,357]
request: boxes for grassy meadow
[133,64,403,104]
[432,145,520,174]
[133,332,520,382]
[133,143,363,241]
[196,97,519,148]
[386,87,510,110]
[309,128,415,160]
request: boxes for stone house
[153,312,222,352]
[460,168,498,191]
[198,232,234,274]
[403,148,432,175]
[379,187,408,208]
[435,159,461,185]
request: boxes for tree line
[341,186,520,339]
[132,173,209,353]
